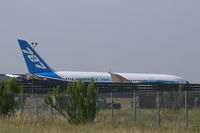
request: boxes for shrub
[176,85,184,109]
[0,78,23,116]
[44,79,98,124]
[162,91,172,109]
[162,85,184,110]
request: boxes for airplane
[6,40,189,84]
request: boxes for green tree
[44,79,98,124]
[0,78,23,116]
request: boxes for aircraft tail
[18,40,54,74]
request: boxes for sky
[0,0,200,83]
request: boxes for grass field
[0,109,200,133]
[9,95,200,133]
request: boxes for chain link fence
[15,90,200,130]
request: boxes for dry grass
[0,111,199,133]
[9,96,200,133]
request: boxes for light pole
[31,42,38,94]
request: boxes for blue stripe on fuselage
[35,72,62,80]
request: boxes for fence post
[20,94,23,112]
[157,91,160,126]
[133,91,136,123]
[36,94,38,118]
[111,92,114,120]
[50,105,54,119]
[185,90,188,129]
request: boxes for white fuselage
[55,71,188,84]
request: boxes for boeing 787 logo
[22,47,47,69]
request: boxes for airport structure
[0,73,200,93]
[15,79,200,94]
[0,74,11,81]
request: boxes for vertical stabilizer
[18,40,54,74]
